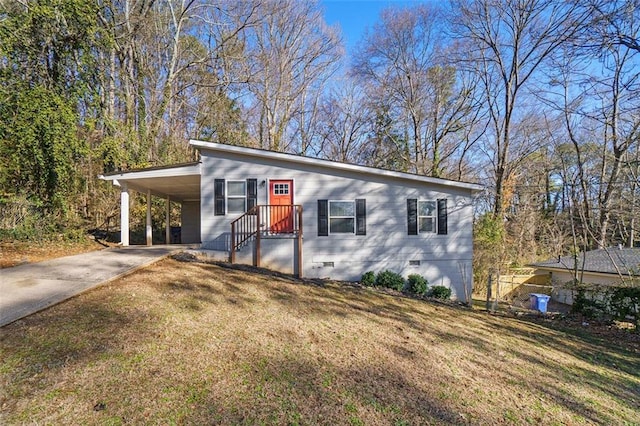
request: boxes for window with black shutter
[317,200,328,236]
[318,199,365,235]
[407,199,418,235]
[214,179,225,215]
[247,179,257,211]
[437,198,448,235]
[408,198,447,235]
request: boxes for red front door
[269,180,294,232]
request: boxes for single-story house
[532,248,640,305]
[100,140,483,301]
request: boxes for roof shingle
[532,248,640,276]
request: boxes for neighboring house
[100,140,483,301]
[532,248,640,305]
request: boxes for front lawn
[1,256,638,424]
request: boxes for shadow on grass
[496,319,640,407]
[151,260,260,308]
[0,295,161,384]
[3,256,638,425]
[182,352,466,425]
[416,312,640,424]
[185,258,640,425]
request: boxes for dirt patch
[471,297,639,354]
[533,315,640,354]
[0,238,113,269]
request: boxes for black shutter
[407,199,418,235]
[355,199,366,235]
[214,179,225,216]
[247,179,258,211]
[437,198,448,235]
[318,200,328,236]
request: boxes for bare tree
[590,0,640,53]
[241,0,342,153]
[623,141,640,247]
[95,0,259,165]
[451,0,591,219]
[315,82,370,163]
[542,1,640,248]
[352,4,481,178]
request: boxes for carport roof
[99,162,201,202]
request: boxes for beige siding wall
[549,270,628,305]
[200,150,475,301]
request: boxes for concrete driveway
[0,245,189,327]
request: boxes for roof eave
[189,140,484,192]
[98,162,201,182]
[532,265,636,278]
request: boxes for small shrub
[63,228,86,241]
[571,285,590,314]
[429,285,452,300]
[376,270,405,291]
[609,287,640,330]
[361,271,376,287]
[571,285,606,319]
[407,274,428,295]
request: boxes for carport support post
[146,189,152,246]
[165,197,171,244]
[120,185,129,247]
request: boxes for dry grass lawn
[1,255,639,425]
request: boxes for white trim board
[190,140,483,192]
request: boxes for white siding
[181,200,201,243]
[200,150,475,301]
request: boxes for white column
[165,197,171,244]
[146,189,152,246]
[120,185,130,247]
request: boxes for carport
[99,162,201,246]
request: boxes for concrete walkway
[0,245,189,327]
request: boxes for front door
[269,180,294,232]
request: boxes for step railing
[229,205,303,273]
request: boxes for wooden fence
[475,268,552,303]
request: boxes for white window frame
[227,180,247,214]
[328,200,356,234]
[273,182,290,195]
[418,200,437,234]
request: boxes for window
[214,179,257,215]
[318,199,366,236]
[407,198,447,235]
[273,183,289,195]
[227,181,246,213]
[418,201,436,233]
[329,201,355,233]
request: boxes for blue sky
[321,0,428,56]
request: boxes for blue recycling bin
[529,293,550,313]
